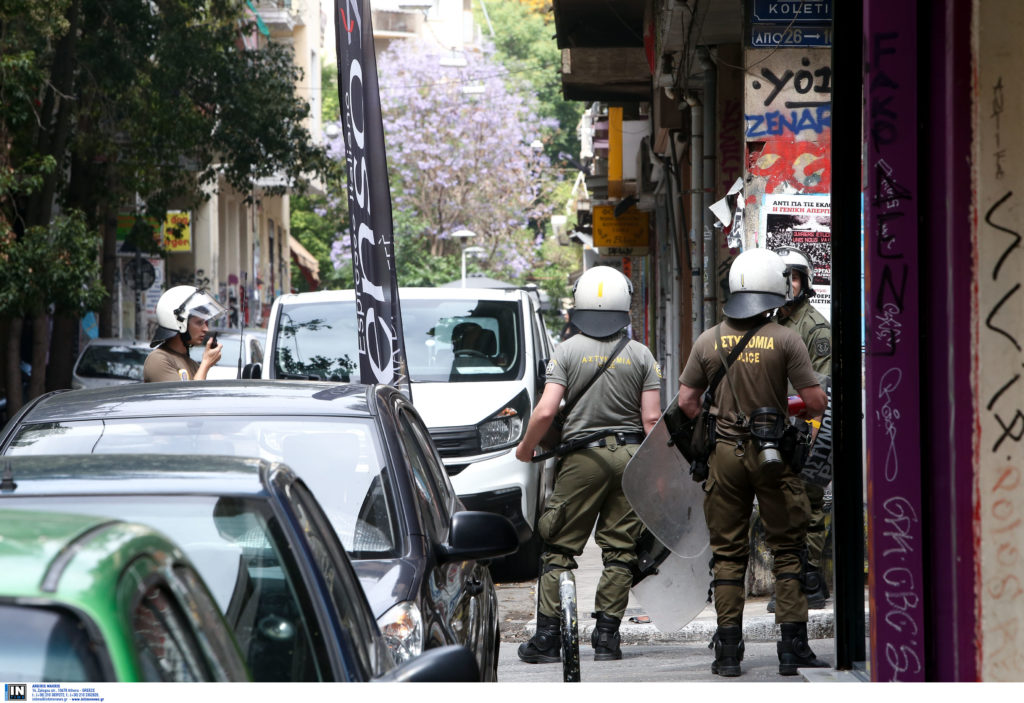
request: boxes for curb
[510,607,861,644]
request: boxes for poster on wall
[760,193,831,322]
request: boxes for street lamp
[450,229,477,287]
[461,246,485,288]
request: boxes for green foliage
[0,210,106,317]
[321,61,340,124]
[477,0,584,158]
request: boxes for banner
[761,193,832,322]
[334,0,409,395]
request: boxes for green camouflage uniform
[537,332,662,620]
[776,297,832,572]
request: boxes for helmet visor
[177,290,227,324]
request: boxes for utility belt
[710,418,810,471]
[574,431,645,450]
[535,430,644,461]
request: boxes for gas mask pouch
[749,407,787,470]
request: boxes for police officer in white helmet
[677,248,828,677]
[143,285,226,382]
[515,266,662,664]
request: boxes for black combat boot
[777,622,830,675]
[709,625,744,677]
[591,611,622,661]
[517,613,561,664]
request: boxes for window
[7,417,397,559]
[5,495,332,682]
[286,480,392,680]
[0,605,107,681]
[397,410,450,539]
[272,299,524,383]
[133,585,209,682]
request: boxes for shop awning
[289,235,320,289]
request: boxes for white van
[261,287,556,580]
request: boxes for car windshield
[8,417,397,559]
[75,344,148,381]
[0,605,107,681]
[273,299,523,383]
[3,495,330,682]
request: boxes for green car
[0,509,249,682]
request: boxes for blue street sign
[752,0,833,24]
[751,24,832,48]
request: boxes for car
[0,454,482,683]
[260,287,557,581]
[204,328,265,380]
[0,507,250,682]
[71,338,151,389]
[0,381,518,680]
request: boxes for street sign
[592,205,649,248]
[751,24,832,47]
[752,0,832,24]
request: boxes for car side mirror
[537,357,549,380]
[438,511,518,564]
[242,362,262,379]
[379,643,480,682]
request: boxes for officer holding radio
[143,285,225,382]
[515,266,662,664]
[677,248,828,677]
[769,245,832,613]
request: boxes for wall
[742,48,832,250]
[974,0,1024,680]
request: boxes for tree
[476,0,585,160]
[377,39,557,265]
[0,0,327,406]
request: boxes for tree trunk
[100,208,117,337]
[0,317,8,415]
[47,314,77,391]
[5,316,23,416]
[27,312,50,400]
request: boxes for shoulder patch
[545,359,557,376]
[654,362,663,379]
[813,338,831,358]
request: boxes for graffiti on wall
[863,21,925,682]
[976,1,1024,678]
[743,49,833,245]
[746,52,832,140]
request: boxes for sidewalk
[497,535,856,644]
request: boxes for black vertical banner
[334,0,410,396]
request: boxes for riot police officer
[677,248,829,677]
[143,285,225,382]
[769,245,832,612]
[515,266,662,663]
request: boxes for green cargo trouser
[704,440,811,626]
[804,480,826,568]
[536,437,642,620]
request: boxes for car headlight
[477,389,531,451]
[377,601,423,663]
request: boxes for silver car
[71,338,150,389]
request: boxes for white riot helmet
[774,245,816,298]
[150,285,227,347]
[723,248,790,319]
[570,265,633,337]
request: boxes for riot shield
[623,392,713,631]
[623,392,711,559]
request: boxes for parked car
[0,381,517,680]
[204,328,264,380]
[71,338,150,389]
[260,287,556,581]
[0,454,481,683]
[0,508,250,682]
